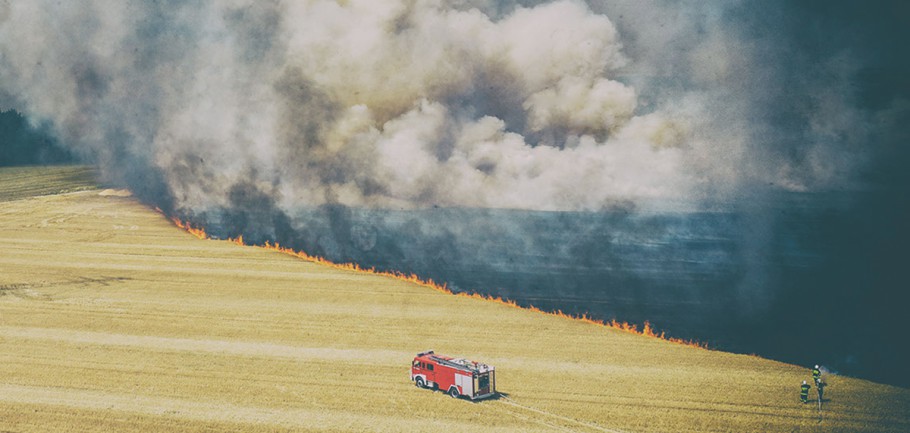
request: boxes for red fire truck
[410,350,496,400]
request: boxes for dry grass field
[0,166,98,202]
[1,166,908,432]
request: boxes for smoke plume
[0,0,867,213]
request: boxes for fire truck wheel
[415,377,425,388]
[448,387,460,399]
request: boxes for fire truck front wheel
[415,377,425,388]
[447,386,460,399]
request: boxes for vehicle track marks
[0,326,409,364]
[493,396,633,433]
[0,383,551,432]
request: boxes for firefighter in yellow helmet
[800,380,811,404]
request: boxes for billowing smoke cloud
[1,0,854,214]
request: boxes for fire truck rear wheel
[415,377,425,388]
[448,387,460,399]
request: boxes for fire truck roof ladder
[429,355,493,374]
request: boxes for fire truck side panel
[436,364,455,394]
[455,373,473,396]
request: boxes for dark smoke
[0,110,73,166]
[1,1,908,386]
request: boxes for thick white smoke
[0,0,762,213]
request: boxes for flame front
[171,218,208,240]
[170,218,708,350]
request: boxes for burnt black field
[194,187,910,388]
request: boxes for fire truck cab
[410,350,496,400]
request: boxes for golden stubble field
[1,166,908,432]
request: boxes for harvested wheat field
[1,166,908,433]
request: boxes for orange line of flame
[171,218,208,240]
[169,217,708,350]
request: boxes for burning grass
[170,218,709,350]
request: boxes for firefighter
[812,365,822,386]
[817,379,826,403]
[800,380,811,404]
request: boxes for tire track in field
[491,396,634,433]
[0,383,552,433]
[0,326,409,365]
